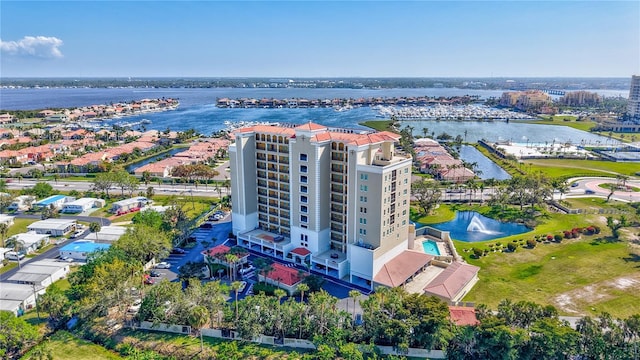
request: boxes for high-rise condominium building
[627,75,640,121]
[230,122,413,289]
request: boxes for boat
[141,119,152,124]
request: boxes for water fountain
[429,211,529,242]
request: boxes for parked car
[200,223,213,229]
[156,262,171,269]
[5,251,25,261]
[571,182,579,187]
[59,256,73,263]
[144,276,155,285]
[239,265,255,275]
[149,270,161,277]
[585,189,596,194]
[171,248,186,254]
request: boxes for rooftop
[263,263,304,286]
[374,250,434,287]
[423,262,480,301]
[35,194,67,206]
[60,240,111,253]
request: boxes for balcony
[280,194,290,201]
[330,195,344,203]
[256,144,266,151]
[258,189,267,196]
[278,146,289,153]
[279,175,289,182]
[330,214,344,223]
[280,185,290,192]
[331,184,345,193]
[331,174,345,184]
[257,163,266,170]
[258,198,267,205]
[331,154,345,162]
[257,180,267,187]
[330,224,343,232]
[280,211,289,219]
[330,205,344,213]
[279,157,289,164]
[331,164,346,173]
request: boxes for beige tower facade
[230,122,413,289]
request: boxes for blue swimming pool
[422,240,441,256]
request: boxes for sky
[1,1,639,78]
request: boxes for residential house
[27,219,77,236]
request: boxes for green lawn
[523,158,640,178]
[23,331,123,360]
[410,204,455,224]
[518,116,597,132]
[7,218,38,238]
[462,236,640,318]
[359,120,396,132]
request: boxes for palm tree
[230,281,242,324]
[297,283,309,303]
[224,253,239,281]
[188,305,209,352]
[0,222,9,248]
[348,290,361,321]
[89,222,101,242]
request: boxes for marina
[376,104,536,121]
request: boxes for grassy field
[462,235,640,318]
[518,115,597,132]
[359,120,396,132]
[447,202,640,318]
[23,331,123,360]
[410,204,455,224]
[7,218,38,237]
[523,158,640,178]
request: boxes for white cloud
[0,36,64,58]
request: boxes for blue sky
[1,1,638,77]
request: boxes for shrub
[564,231,572,239]
[472,248,483,258]
[547,235,554,241]
[554,234,563,242]
[507,243,517,252]
[526,239,537,248]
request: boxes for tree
[231,281,243,324]
[411,178,442,215]
[0,311,41,359]
[297,283,310,303]
[141,170,152,186]
[349,290,361,321]
[188,305,209,351]
[0,222,9,248]
[113,224,171,264]
[39,283,70,323]
[92,172,116,197]
[132,209,164,228]
[31,182,53,198]
[89,222,101,242]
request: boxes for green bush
[526,239,537,248]
[507,243,517,252]
[253,283,277,296]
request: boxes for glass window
[301,175,308,183]
[360,174,368,180]
[300,165,308,173]
[300,153,308,161]
[301,185,308,193]
[301,205,308,213]
[301,195,308,203]
[301,215,308,223]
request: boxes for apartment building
[230,122,413,289]
[627,75,640,121]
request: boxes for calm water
[422,240,441,256]
[430,211,530,242]
[0,87,625,144]
[459,145,511,180]
[125,147,186,172]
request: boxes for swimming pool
[422,240,441,256]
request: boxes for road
[5,179,229,198]
[0,214,111,282]
[562,177,640,203]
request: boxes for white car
[127,299,142,313]
[59,256,73,263]
[155,262,171,269]
[239,265,255,275]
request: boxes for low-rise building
[6,259,71,288]
[82,226,127,243]
[0,214,15,226]
[109,197,150,215]
[0,282,44,316]
[27,219,77,236]
[7,233,50,254]
[7,195,36,211]
[422,262,480,303]
[257,262,304,296]
[61,198,105,213]
[34,195,73,210]
[59,240,111,261]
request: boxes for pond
[430,211,529,242]
[459,145,511,180]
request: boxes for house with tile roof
[423,262,480,303]
[258,262,304,295]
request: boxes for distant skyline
[1,1,639,78]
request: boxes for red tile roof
[423,262,480,301]
[295,122,327,131]
[374,250,433,287]
[202,244,231,257]
[449,306,480,326]
[290,247,311,256]
[265,263,303,286]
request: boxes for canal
[125,147,186,173]
[459,144,511,180]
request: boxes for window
[360,185,368,191]
[301,195,308,203]
[301,215,308,223]
[404,178,408,184]
[360,207,367,214]
[301,185,308,193]
[403,189,408,195]
[300,153,308,161]
[359,218,367,224]
[360,174,368,180]
[360,196,367,202]
[404,168,408,173]
[359,228,367,235]
[300,165,308,173]
[300,175,308,183]
[301,205,308,213]
[403,199,407,205]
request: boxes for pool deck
[414,236,450,257]
[403,265,445,294]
